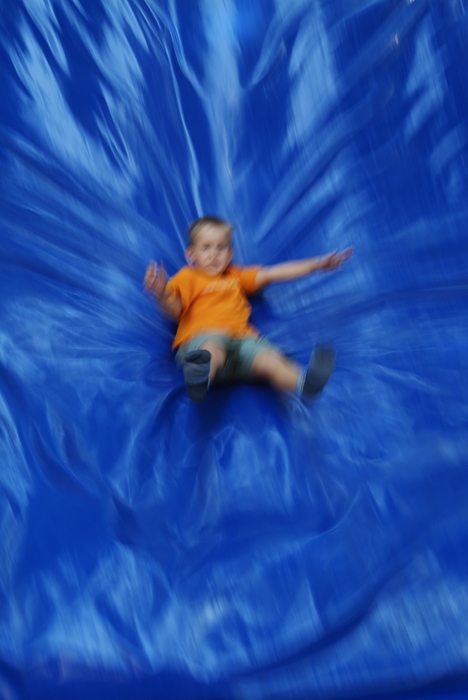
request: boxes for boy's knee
[199,341,227,374]
[200,340,225,357]
[250,350,283,378]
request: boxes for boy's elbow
[255,267,273,289]
[158,299,180,320]
[165,303,181,320]
[171,301,183,320]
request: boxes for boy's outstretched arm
[255,247,353,290]
[144,260,182,319]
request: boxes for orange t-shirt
[165,264,261,348]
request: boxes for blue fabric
[1,1,468,699]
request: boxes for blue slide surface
[1,1,468,698]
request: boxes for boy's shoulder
[169,264,195,282]
[173,264,192,276]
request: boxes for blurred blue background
[1,0,468,698]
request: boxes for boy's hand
[144,260,182,319]
[255,247,354,289]
[320,247,353,271]
[144,260,167,299]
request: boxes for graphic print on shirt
[201,279,240,295]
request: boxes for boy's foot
[302,345,336,397]
[183,350,211,402]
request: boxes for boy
[144,216,352,402]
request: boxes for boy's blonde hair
[188,216,234,247]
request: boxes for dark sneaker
[183,350,211,402]
[303,345,336,396]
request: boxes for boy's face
[187,223,233,276]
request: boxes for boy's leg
[249,349,301,392]
[179,336,228,402]
[249,345,335,397]
[199,340,228,382]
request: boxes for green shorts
[175,334,273,382]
